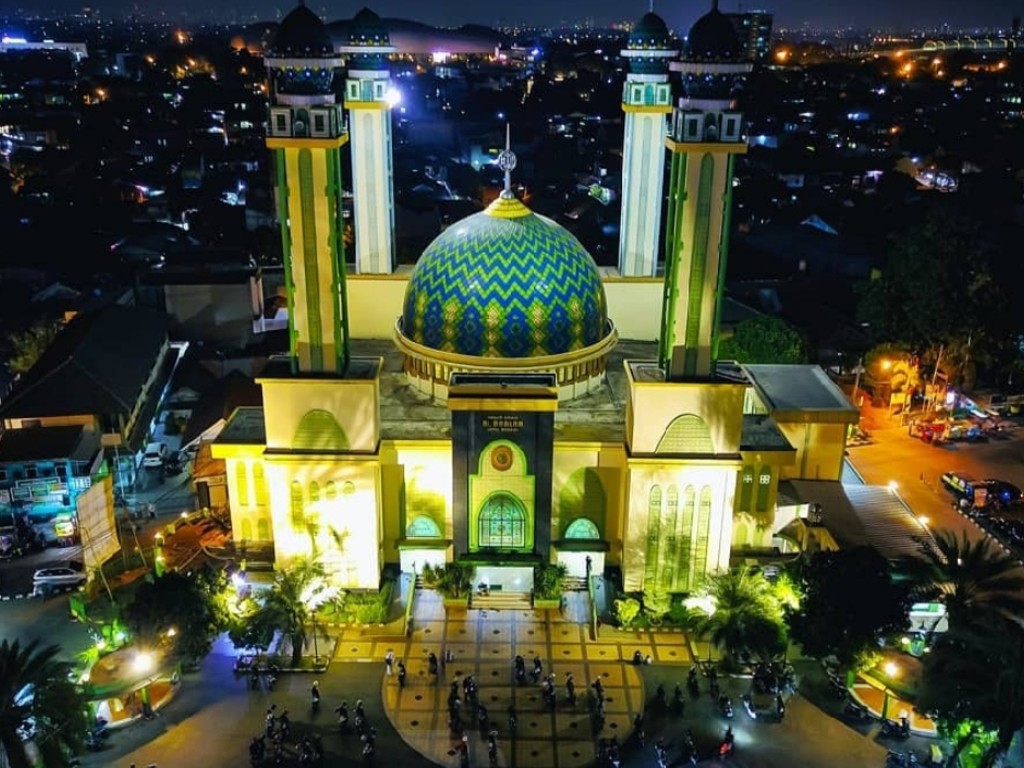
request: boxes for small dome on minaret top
[684,0,741,62]
[269,3,335,58]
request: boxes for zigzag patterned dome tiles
[401,198,610,358]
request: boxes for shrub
[614,597,641,629]
[423,562,474,599]
[534,563,568,600]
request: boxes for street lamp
[882,660,900,719]
[133,652,154,675]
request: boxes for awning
[780,480,932,560]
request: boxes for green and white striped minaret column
[265,6,351,375]
[659,10,752,379]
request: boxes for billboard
[76,475,121,571]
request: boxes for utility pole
[851,355,865,407]
[928,344,944,413]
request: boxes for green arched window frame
[406,515,442,538]
[478,493,526,549]
[564,517,600,540]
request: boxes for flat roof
[0,425,90,463]
[217,407,267,445]
[780,480,932,560]
[743,364,859,423]
[363,339,645,443]
[258,355,381,382]
[740,415,795,452]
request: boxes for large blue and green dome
[400,196,610,358]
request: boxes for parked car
[142,442,168,468]
[32,567,86,590]
[983,480,1023,508]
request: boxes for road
[0,466,200,597]
[848,404,1024,544]
[0,593,94,660]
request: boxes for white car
[32,567,86,590]
[142,442,168,468]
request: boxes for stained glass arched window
[478,494,526,549]
[564,518,600,540]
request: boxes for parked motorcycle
[880,716,911,739]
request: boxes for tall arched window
[253,463,267,507]
[644,486,663,588]
[309,481,320,503]
[662,486,679,589]
[692,487,713,576]
[676,486,696,591]
[325,481,337,501]
[235,463,250,507]
[290,481,304,528]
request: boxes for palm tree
[694,568,787,665]
[898,530,1024,630]
[259,558,335,667]
[917,613,1024,767]
[0,639,89,768]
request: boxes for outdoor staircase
[471,591,533,611]
[563,576,588,592]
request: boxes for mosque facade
[212,4,858,597]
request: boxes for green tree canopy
[896,530,1024,629]
[917,613,1024,766]
[787,547,911,667]
[125,567,228,663]
[254,558,334,667]
[693,568,789,665]
[6,320,63,376]
[0,639,89,768]
[717,315,807,365]
[857,210,1024,388]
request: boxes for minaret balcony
[669,108,745,145]
[268,104,346,140]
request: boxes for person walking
[385,649,395,676]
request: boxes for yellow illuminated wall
[775,422,847,481]
[225,456,274,543]
[392,444,453,538]
[263,455,382,589]
[625,376,746,456]
[259,374,380,453]
[623,463,737,593]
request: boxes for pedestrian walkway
[376,590,692,768]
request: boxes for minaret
[340,8,396,274]
[618,11,676,277]
[265,2,351,374]
[659,0,752,378]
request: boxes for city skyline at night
[1,0,1023,36]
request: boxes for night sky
[12,0,1024,31]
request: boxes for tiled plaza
[367,591,692,768]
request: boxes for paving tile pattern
[373,591,689,768]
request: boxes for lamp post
[881,660,900,719]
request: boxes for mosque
[211,3,859,597]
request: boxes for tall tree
[718,315,807,365]
[0,639,89,768]
[917,614,1024,767]
[694,568,788,665]
[256,559,335,667]
[787,547,911,667]
[857,210,1016,388]
[125,568,228,664]
[897,531,1024,629]
[6,320,63,376]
